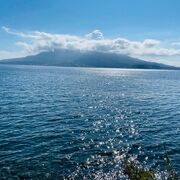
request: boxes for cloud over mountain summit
[1,26,180,65]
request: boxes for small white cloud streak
[2,26,180,62]
[171,42,180,46]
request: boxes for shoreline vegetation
[123,153,178,180]
[64,148,179,180]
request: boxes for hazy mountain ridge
[0,49,178,69]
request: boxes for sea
[0,65,179,179]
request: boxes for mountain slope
[0,49,178,69]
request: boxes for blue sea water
[0,65,179,179]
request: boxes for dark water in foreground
[0,65,179,179]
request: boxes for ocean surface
[0,65,179,179]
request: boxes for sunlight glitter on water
[0,65,179,179]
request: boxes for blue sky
[1,0,180,66]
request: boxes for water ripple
[0,65,179,179]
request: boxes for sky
[1,0,180,66]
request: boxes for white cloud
[143,39,160,48]
[85,30,104,40]
[0,50,26,60]
[1,26,180,64]
[2,26,10,32]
